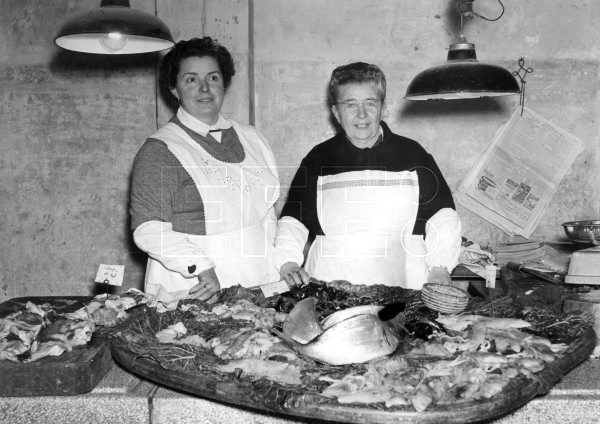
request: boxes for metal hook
[513,58,534,116]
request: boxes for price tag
[485,264,497,288]
[95,264,125,286]
[259,280,290,297]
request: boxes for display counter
[1,357,600,424]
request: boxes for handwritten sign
[95,264,125,286]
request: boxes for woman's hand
[426,266,452,285]
[280,261,310,287]
[188,267,221,303]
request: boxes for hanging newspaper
[457,106,584,237]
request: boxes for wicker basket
[421,283,469,314]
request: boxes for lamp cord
[457,0,504,24]
[473,0,505,22]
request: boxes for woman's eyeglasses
[337,99,381,114]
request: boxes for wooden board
[0,296,113,397]
[111,324,595,423]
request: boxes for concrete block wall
[1,0,599,301]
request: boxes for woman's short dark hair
[328,62,386,105]
[160,37,236,94]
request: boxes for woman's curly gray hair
[328,62,386,105]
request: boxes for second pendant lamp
[404,0,520,101]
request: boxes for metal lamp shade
[55,0,174,54]
[404,42,520,100]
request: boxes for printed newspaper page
[457,106,584,237]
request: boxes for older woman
[275,62,462,289]
[130,37,281,310]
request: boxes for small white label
[260,280,290,297]
[95,264,125,286]
[485,265,497,288]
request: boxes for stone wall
[1,0,598,301]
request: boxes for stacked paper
[492,242,572,272]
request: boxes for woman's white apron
[305,169,428,289]
[144,121,280,307]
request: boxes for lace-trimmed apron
[145,122,280,307]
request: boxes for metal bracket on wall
[513,58,534,116]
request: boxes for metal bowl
[562,220,600,244]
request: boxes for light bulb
[99,32,127,52]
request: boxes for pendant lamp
[55,0,174,55]
[404,0,520,100]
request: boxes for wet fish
[277,303,399,365]
[282,297,322,344]
[436,314,531,332]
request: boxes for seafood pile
[321,314,565,411]
[111,281,594,413]
[0,289,147,363]
[0,301,94,362]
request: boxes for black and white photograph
[1,1,600,423]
